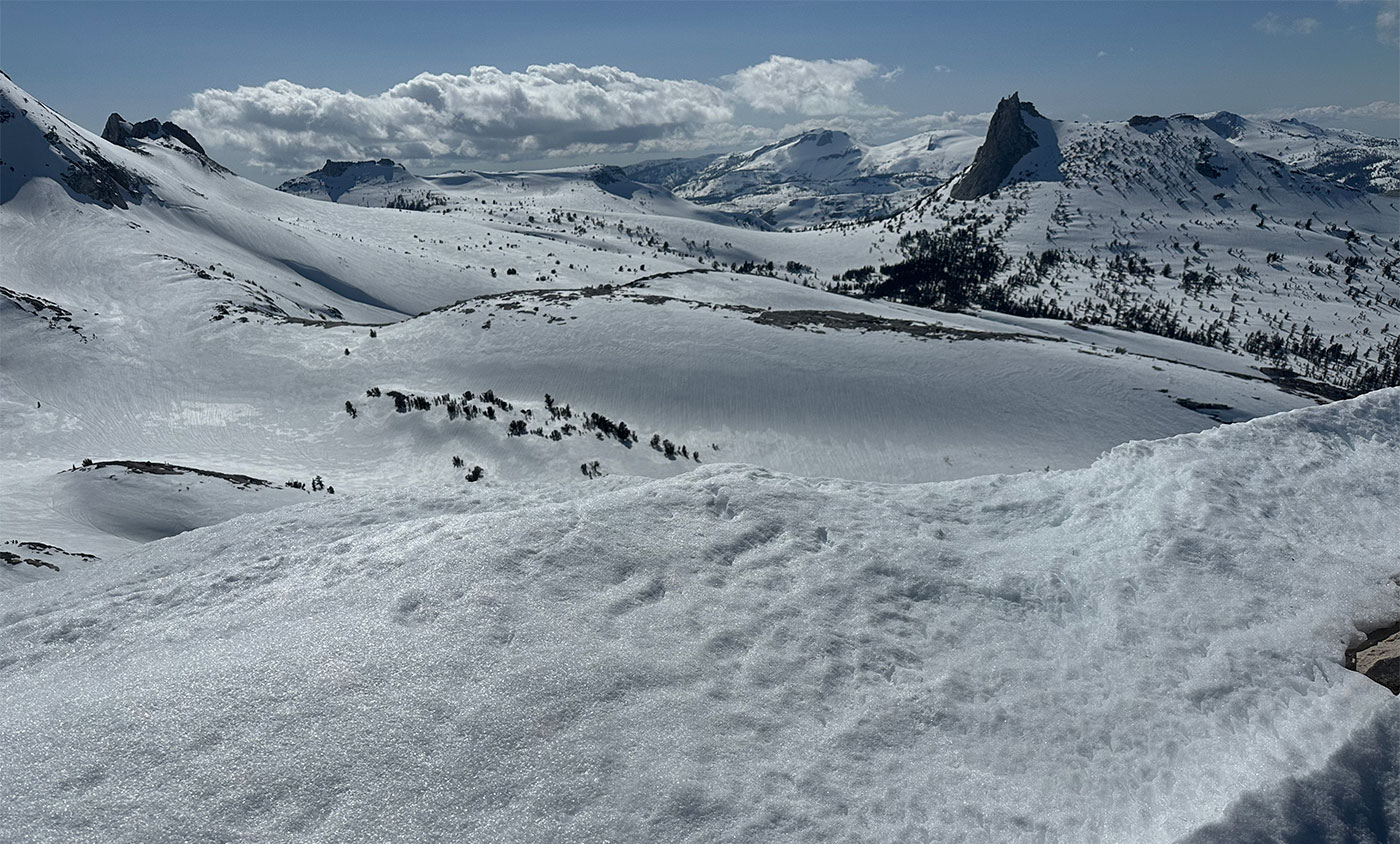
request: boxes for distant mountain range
[275,110,1398,228]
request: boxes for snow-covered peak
[1196,110,1399,194]
[654,126,979,227]
[0,72,150,207]
[277,158,425,203]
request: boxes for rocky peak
[314,158,399,179]
[588,165,629,185]
[276,158,414,202]
[950,92,1041,200]
[102,113,207,155]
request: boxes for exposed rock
[950,92,1041,200]
[588,165,628,186]
[60,148,146,209]
[316,158,398,179]
[101,112,207,155]
[1348,622,1400,694]
[1128,115,1165,128]
[277,159,411,201]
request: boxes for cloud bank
[173,56,937,173]
[1248,101,1400,123]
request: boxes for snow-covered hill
[3,72,1395,569]
[276,158,434,206]
[1200,110,1400,196]
[857,94,1400,393]
[632,128,981,228]
[2,391,1396,842]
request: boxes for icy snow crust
[2,392,1398,842]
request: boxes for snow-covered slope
[645,128,980,227]
[1201,110,1400,195]
[3,72,1392,568]
[864,95,1400,393]
[2,392,1396,842]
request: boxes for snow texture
[2,392,1398,842]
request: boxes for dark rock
[1128,115,1165,128]
[102,112,207,155]
[950,92,1041,200]
[60,147,146,209]
[589,165,628,185]
[277,159,411,201]
[1348,621,1400,694]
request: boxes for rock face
[101,113,206,155]
[950,92,1042,200]
[276,159,416,202]
[1348,622,1400,694]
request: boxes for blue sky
[2,1,1396,183]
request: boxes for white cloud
[174,56,918,173]
[727,55,891,116]
[1253,12,1321,34]
[1249,101,1400,122]
[1378,5,1400,45]
[174,64,734,171]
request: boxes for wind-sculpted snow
[2,392,1397,842]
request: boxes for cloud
[1248,101,1400,122]
[727,55,891,116]
[1253,12,1321,34]
[1379,5,1400,45]
[174,64,734,170]
[174,56,913,173]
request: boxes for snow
[1,391,1397,842]
[7,66,1347,562]
[3,70,1399,839]
[645,128,980,227]
[1201,111,1400,195]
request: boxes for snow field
[1,391,1397,842]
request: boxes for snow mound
[3,391,1397,842]
[51,461,321,545]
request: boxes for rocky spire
[950,92,1040,200]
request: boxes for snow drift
[2,391,1397,842]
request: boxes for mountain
[276,157,430,204]
[949,92,1053,200]
[867,94,1400,393]
[101,112,211,159]
[1199,110,1400,196]
[5,71,1359,569]
[633,127,981,228]
[2,69,1399,844]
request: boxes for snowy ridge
[649,128,980,227]
[873,102,1400,392]
[1200,111,1400,195]
[1,391,1396,842]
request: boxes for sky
[2,0,1397,185]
